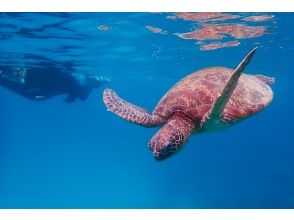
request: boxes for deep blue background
[0,12,293,208]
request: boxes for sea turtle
[103,48,274,161]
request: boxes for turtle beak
[154,151,172,161]
[149,140,175,161]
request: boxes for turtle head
[148,114,195,161]
[149,128,185,161]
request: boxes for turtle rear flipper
[254,74,275,85]
[103,88,164,127]
[205,47,257,128]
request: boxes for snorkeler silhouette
[0,63,109,103]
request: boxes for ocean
[0,12,293,208]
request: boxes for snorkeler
[0,65,109,103]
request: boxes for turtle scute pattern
[153,67,273,124]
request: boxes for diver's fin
[204,47,257,128]
[63,95,76,103]
[78,88,91,100]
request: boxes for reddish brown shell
[153,67,273,123]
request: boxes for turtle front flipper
[204,47,257,128]
[103,88,165,127]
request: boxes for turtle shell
[153,67,273,124]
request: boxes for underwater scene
[0,12,293,208]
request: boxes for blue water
[0,12,293,208]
